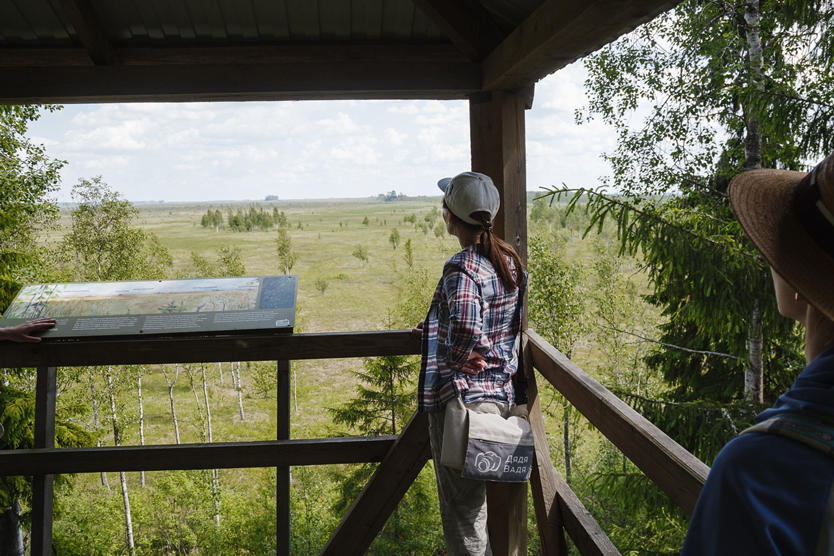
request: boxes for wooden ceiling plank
[0,42,471,67]
[482,0,680,91]
[0,61,481,104]
[409,0,505,61]
[56,0,120,65]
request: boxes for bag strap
[742,412,834,458]
[512,274,528,405]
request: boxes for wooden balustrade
[2,329,422,368]
[526,330,709,517]
[0,329,710,556]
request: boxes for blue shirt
[682,346,834,555]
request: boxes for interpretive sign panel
[0,276,297,339]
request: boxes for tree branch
[596,317,743,361]
[538,186,762,261]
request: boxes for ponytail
[443,202,524,291]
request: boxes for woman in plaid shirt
[415,172,526,556]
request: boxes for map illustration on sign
[0,276,297,339]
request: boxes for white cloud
[26,65,615,201]
[384,128,407,146]
[328,142,379,165]
[315,112,367,135]
[386,104,420,115]
[66,117,154,150]
[82,155,131,170]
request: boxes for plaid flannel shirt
[417,244,526,413]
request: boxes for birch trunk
[0,497,24,556]
[185,365,206,431]
[161,364,181,444]
[201,363,221,527]
[293,364,298,413]
[90,368,110,490]
[743,0,764,171]
[235,361,245,421]
[137,374,146,487]
[217,362,224,387]
[745,300,764,402]
[742,0,765,400]
[106,367,136,556]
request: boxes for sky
[26,61,616,203]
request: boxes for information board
[0,276,297,339]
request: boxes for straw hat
[729,153,834,321]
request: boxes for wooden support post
[320,412,431,556]
[469,89,529,264]
[525,339,569,556]
[486,482,528,556]
[470,88,529,555]
[276,360,291,556]
[31,366,57,556]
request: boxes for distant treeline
[201,205,289,232]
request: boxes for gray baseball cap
[437,172,500,225]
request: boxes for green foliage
[60,177,172,282]
[291,467,336,556]
[403,239,414,268]
[200,209,223,230]
[226,204,276,232]
[326,268,443,554]
[528,234,587,356]
[532,3,834,551]
[530,199,560,226]
[388,228,400,250]
[314,276,328,295]
[275,228,298,275]
[330,353,416,437]
[541,0,831,403]
[362,216,370,226]
[0,105,64,311]
[0,378,93,514]
[352,244,369,268]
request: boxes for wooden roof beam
[410,0,505,61]
[0,61,480,104]
[481,0,681,92]
[57,0,120,65]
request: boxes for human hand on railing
[0,318,56,343]
[460,351,488,375]
[411,321,424,335]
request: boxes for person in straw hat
[681,154,834,555]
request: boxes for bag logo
[474,451,502,473]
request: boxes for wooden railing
[1,329,709,556]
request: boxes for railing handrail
[0,436,397,476]
[4,327,710,555]
[525,329,709,516]
[1,329,422,368]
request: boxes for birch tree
[105,366,136,556]
[545,0,834,404]
[135,366,146,488]
[200,364,221,527]
[161,364,181,444]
